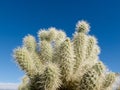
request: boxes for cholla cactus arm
[44,63,61,90]
[38,29,49,41]
[72,25,102,84]
[52,30,66,63]
[31,52,43,71]
[32,63,61,90]
[23,35,37,52]
[58,38,74,83]
[18,76,30,90]
[102,72,116,90]
[73,20,91,73]
[79,70,98,90]
[91,61,106,90]
[38,29,55,64]
[90,45,100,61]
[85,36,98,59]
[79,61,106,90]
[14,47,37,78]
[54,30,66,47]
[73,32,87,72]
[77,36,100,78]
[23,35,42,71]
[38,28,58,42]
[39,40,53,64]
[92,61,106,76]
[48,27,58,41]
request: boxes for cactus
[14,20,119,90]
[18,76,30,90]
[101,72,116,90]
[79,69,98,90]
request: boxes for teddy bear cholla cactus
[14,20,117,90]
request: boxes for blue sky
[0,0,120,83]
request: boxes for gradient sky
[0,0,120,83]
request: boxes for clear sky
[0,0,120,83]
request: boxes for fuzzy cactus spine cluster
[14,20,119,90]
